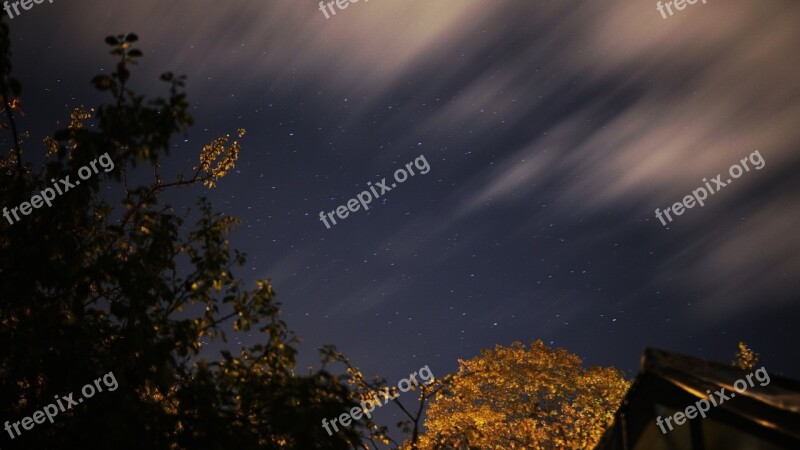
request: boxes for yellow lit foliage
[416,341,629,450]
[732,341,759,371]
[197,128,245,188]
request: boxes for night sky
[5,0,800,425]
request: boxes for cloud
[420,0,800,320]
[58,0,800,323]
[665,192,800,320]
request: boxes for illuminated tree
[414,341,629,450]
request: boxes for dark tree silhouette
[0,23,368,450]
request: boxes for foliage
[321,346,456,450]
[732,341,759,371]
[413,341,630,450]
[0,25,366,450]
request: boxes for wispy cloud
[57,0,800,324]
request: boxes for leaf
[91,74,116,91]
